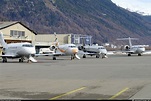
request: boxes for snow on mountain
[111,0,151,16]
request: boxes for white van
[39,48,54,54]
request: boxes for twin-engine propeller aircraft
[78,43,108,59]
[117,37,145,56]
[49,38,80,60]
[0,32,37,63]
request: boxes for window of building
[10,30,25,37]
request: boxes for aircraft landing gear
[2,57,7,63]
[2,52,7,63]
[19,59,23,62]
[128,53,131,56]
[71,55,75,60]
[19,57,24,62]
[138,53,142,56]
[27,60,32,63]
[96,54,100,58]
[53,56,56,60]
[83,54,86,58]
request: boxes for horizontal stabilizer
[117,37,139,40]
[0,54,16,58]
[35,53,54,56]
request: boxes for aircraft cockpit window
[68,46,76,48]
[22,44,33,47]
[98,47,105,49]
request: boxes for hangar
[0,21,36,44]
[0,21,37,54]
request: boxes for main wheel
[53,56,56,60]
[128,54,131,56]
[83,54,86,58]
[138,54,141,56]
[2,58,7,63]
[96,54,100,58]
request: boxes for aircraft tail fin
[0,32,8,48]
[53,32,59,47]
[54,38,59,47]
[117,37,139,48]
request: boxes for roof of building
[0,21,37,35]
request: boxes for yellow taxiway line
[109,87,129,99]
[49,86,86,100]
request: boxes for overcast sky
[111,0,151,15]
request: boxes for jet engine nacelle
[78,46,84,50]
[78,46,86,52]
[124,45,130,50]
[50,45,57,51]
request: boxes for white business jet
[0,32,37,63]
[117,37,145,56]
[49,38,80,60]
[78,43,108,59]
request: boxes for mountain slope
[0,0,151,45]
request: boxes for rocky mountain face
[0,0,151,45]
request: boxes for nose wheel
[96,54,100,58]
[138,53,142,56]
[27,60,32,63]
[71,55,75,60]
[19,57,24,62]
[19,59,24,62]
[53,56,56,60]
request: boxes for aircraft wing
[77,50,95,55]
[35,52,65,57]
[35,53,54,56]
[0,54,17,58]
[121,50,135,53]
[142,50,151,54]
[106,51,115,55]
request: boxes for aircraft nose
[72,48,78,54]
[138,47,145,52]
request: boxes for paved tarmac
[0,54,151,100]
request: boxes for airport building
[0,21,37,55]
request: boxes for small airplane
[77,43,108,59]
[49,37,80,60]
[0,32,37,63]
[117,37,145,56]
